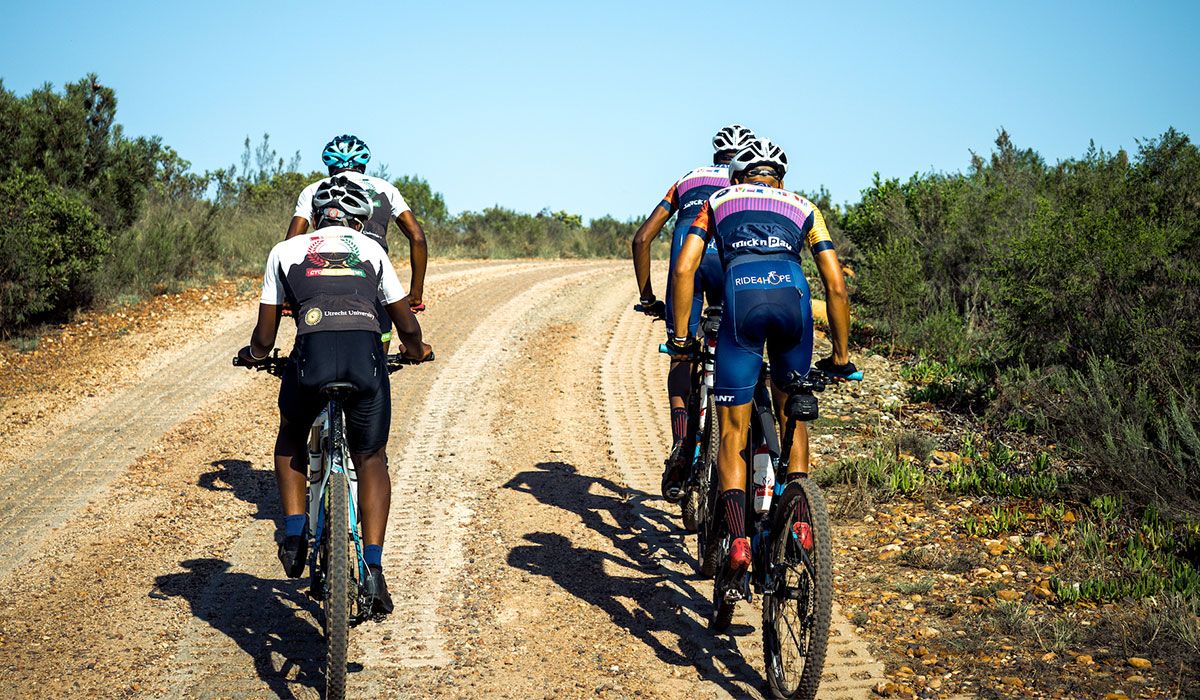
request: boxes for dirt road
[0,261,888,699]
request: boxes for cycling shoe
[660,446,686,503]
[363,564,394,618]
[278,535,308,578]
[726,537,752,577]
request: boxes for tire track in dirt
[600,294,888,699]
[355,262,619,677]
[0,260,539,582]
[161,262,617,699]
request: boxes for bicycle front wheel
[763,479,833,700]
[323,469,350,700]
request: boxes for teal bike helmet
[321,134,371,171]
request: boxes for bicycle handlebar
[233,350,435,377]
[633,302,665,320]
[656,342,864,383]
[658,342,700,361]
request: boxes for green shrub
[845,128,1200,516]
[0,172,107,328]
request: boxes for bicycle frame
[685,305,721,484]
[306,399,368,606]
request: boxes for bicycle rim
[696,393,722,577]
[763,480,833,700]
[324,468,350,699]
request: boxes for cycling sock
[364,544,383,568]
[670,407,688,446]
[284,514,306,538]
[720,489,747,539]
[785,471,808,483]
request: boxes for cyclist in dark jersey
[631,124,756,501]
[668,138,855,579]
[239,176,432,616]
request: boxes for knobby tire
[696,392,722,577]
[763,479,833,700]
[324,461,350,699]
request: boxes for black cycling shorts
[278,330,391,454]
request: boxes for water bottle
[307,408,326,484]
[703,337,716,389]
[752,444,775,513]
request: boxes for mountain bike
[654,304,722,575]
[233,349,433,700]
[699,362,862,700]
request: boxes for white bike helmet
[313,176,374,228]
[728,138,788,180]
[712,124,756,153]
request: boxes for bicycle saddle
[320,382,359,399]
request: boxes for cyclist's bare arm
[285,216,310,240]
[814,248,851,364]
[632,206,672,300]
[670,235,706,337]
[239,303,284,363]
[385,298,431,359]
[394,211,428,308]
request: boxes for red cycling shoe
[727,536,752,575]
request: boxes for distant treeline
[0,75,643,331]
[4,76,1197,515]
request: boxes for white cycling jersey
[295,172,410,251]
[261,225,406,336]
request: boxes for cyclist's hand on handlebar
[237,345,266,366]
[410,303,426,313]
[401,342,433,361]
[816,355,858,378]
[635,297,666,319]
[665,335,700,356]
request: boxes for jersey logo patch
[305,235,367,277]
[304,307,323,326]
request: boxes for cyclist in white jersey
[241,176,431,616]
[287,134,429,313]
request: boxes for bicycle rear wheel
[763,479,833,700]
[323,469,350,700]
[694,392,722,576]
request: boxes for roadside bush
[846,128,1200,515]
[0,172,107,329]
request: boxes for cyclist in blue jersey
[669,138,855,579]
[631,124,756,502]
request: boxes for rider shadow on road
[198,459,279,522]
[152,559,324,699]
[505,461,765,695]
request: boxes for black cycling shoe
[660,445,687,503]
[363,564,394,618]
[277,535,308,578]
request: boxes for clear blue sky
[3,0,1198,221]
